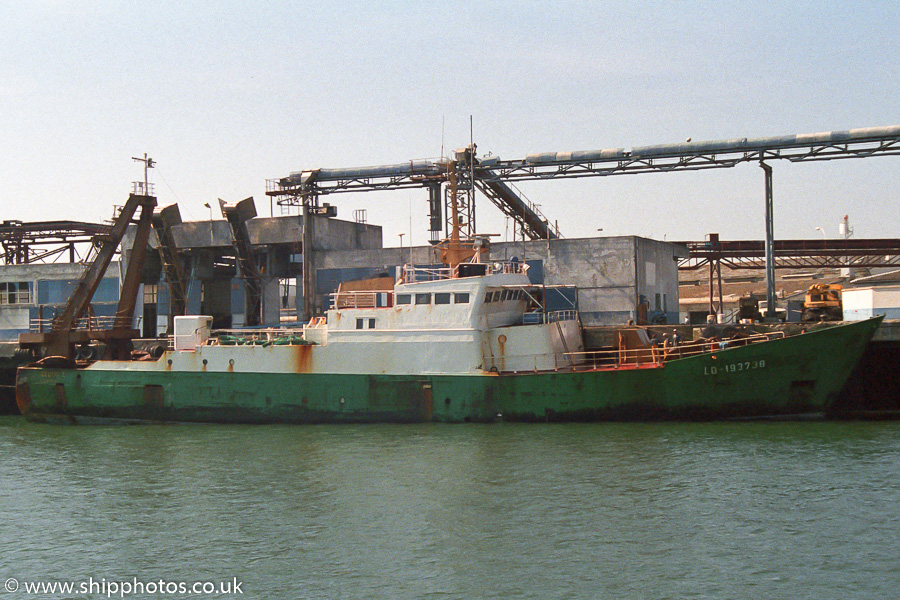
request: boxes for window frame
[0,281,32,305]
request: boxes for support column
[428,183,442,244]
[716,260,724,317]
[301,191,315,322]
[760,162,777,318]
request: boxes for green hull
[16,318,882,423]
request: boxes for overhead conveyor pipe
[525,125,900,163]
[284,160,447,185]
[269,123,900,247]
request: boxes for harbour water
[1,417,898,599]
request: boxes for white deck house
[843,270,900,321]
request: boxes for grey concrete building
[313,235,685,326]
[2,207,685,339]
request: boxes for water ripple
[1,418,898,599]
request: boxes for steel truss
[267,126,900,243]
[678,239,900,271]
[0,221,111,265]
[480,133,900,182]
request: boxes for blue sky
[2,1,897,245]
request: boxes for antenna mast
[131,153,156,195]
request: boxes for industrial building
[0,262,121,339]
[122,204,383,335]
[128,207,685,331]
[0,206,684,339]
[4,124,898,338]
[312,234,684,326]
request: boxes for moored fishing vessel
[12,189,884,424]
[15,256,883,423]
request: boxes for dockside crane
[19,193,158,360]
[151,203,189,333]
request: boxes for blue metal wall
[1,276,120,339]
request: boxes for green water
[1,417,898,599]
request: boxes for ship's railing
[155,335,175,351]
[29,318,55,332]
[521,310,578,325]
[402,265,455,282]
[330,290,393,310]
[402,260,528,283]
[569,330,787,371]
[29,315,131,332]
[206,327,313,346]
[484,330,786,373]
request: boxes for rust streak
[15,378,31,414]
[294,345,313,373]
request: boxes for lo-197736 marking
[704,359,766,376]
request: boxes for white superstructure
[100,260,585,376]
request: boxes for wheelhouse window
[356,318,376,329]
[484,291,493,303]
[396,294,412,305]
[0,282,32,305]
[454,292,470,304]
[415,293,431,305]
[435,292,451,305]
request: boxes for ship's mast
[131,153,155,196]
[437,157,480,269]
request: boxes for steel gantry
[676,236,900,320]
[269,125,900,317]
[473,126,900,181]
[678,238,900,271]
[0,221,112,265]
[267,146,561,243]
